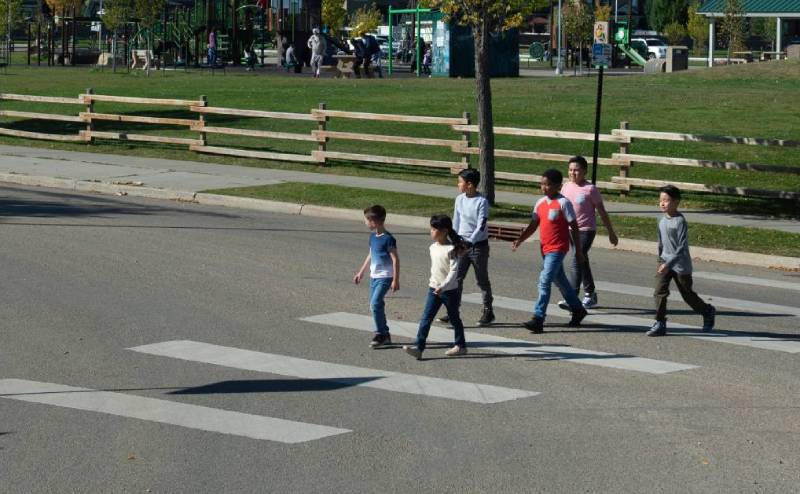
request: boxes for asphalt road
[1,185,798,493]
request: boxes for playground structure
[611,21,647,67]
[19,0,322,69]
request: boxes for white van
[630,37,668,59]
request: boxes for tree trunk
[473,17,495,205]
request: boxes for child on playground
[353,205,400,348]
[403,215,468,360]
[511,169,588,334]
[557,156,619,310]
[439,168,495,326]
[647,185,716,336]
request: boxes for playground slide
[618,44,647,67]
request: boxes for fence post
[461,111,471,169]
[84,88,93,143]
[198,95,207,147]
[317,102,328,166]
[618,120,630,196]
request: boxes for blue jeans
[369,277,393,335]
[207,47,216,66]
[534,252,582,319]
[416,288,465,352]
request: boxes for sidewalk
[0,144,798,234]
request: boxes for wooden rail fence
[1,90,798,200]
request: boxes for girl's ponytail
[430,214,467,259]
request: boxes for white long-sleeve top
[428,243,459,292]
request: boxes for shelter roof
[699,0,800,16]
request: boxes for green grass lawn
[205,182,800,258]
[1,61,799,219]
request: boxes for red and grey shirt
[533,194,576,255]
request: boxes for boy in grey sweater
[647,185,715,336]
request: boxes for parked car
[630,37,668,59]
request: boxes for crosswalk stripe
[0,379,349,443]
[129,340,538,404]
[463,293,800,354]
[594,281,800,317]
[300,313,697,375]
[693,271,800,293]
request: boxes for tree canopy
[645,0,689,32]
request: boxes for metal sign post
[590,42,611,184]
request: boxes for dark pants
[416,288,465,352]
[456,240,493,309]
[654,269,711,322]
[569,230,597,296]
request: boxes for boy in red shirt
[512,169,588,333]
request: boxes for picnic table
[760,51,786,61]
[130,49,153,70]
[333,54,357,79]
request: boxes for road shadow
[168,377,382,395]
[599,305,793,318]
[0,186,236,220]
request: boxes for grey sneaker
[444,345,467,357]
[646,320,667,337]
[557,300,570,311]
[581,292,598,309]
[438,315,450,324]
[403,345,423,360]
[702,305,716,332]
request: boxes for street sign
[593,22,609,44]
[592,43,612,68]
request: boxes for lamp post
[555,0,563,74]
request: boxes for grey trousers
[568,230,597,296]
[456,240,493,308]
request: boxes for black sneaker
[567,307,588,327]
[702,305,716,332]
[478,308,495,326]
[370,333,392,348]
[438,315,450,324]
[523,316,544,334]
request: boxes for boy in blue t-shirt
[353,205,400,348]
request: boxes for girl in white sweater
[403,215,468,360]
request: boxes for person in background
[308,28,327,78]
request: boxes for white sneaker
[582,293,598,309]
[557,300,570,311]
[444,345,467,357]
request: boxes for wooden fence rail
[1,90,798,200]
[612,126,800,200]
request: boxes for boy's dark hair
[458,168,481,187]
[363,204,387,222]
[659,185,682,201]
[541,169,563,186]
[569,155,588,170]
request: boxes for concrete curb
[2,173,798,271]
